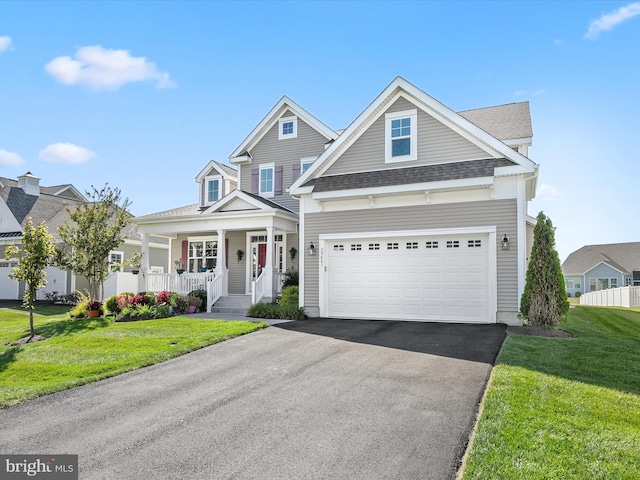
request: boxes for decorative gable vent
[17,172,40,197]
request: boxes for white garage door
[325,234,491,323]
[0,264,19,300]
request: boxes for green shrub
[567,292,572,298]
[173,295,188,314]
[278,304,306,320]
[188,289,207,312]
[69,301,88,318]
[575,291,582,298]
[247,303,280,319]
[247,301,305,320]
[282,268,299,288]
[105,295,120,313]
[280,285,298,306]
[186,295,203,309]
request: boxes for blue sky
[1,1,639,261]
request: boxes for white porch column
[216,229,228,295]
[264,226,275,301]
[139,233,150,292]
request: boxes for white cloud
[0,36,11,52]
[553,38,564,45]
[536,183,563,200]
[0,149,23,166]
[45,45,175,90]
[39,143,96,164]
[585,2,640,39]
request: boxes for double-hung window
[109,251,124,272]
[278,116,298,140]
[259,163,275,197]
[385,109,417,163]
[205,175,221,205]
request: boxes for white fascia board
[526,214,537,225]
[202,190,268,214]
[53,185,87,201]
[195,160,236,183]
[582,261,628,277]
[494,165,531,177]
[135,209,299,236]
[504,137,532,146]
[311,177,493,201]
[230,154,252,165]
[320,225,496,241]
[229,96,337,161]
[292,76,537,194]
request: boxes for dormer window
[385,109,417,163]
[205,175,221,205]
[278,116,298,140]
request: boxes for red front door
[258,243,267,275]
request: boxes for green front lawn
[0,305,267,408]
[461,306,640,479]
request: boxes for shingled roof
[458,102,532,141]
[562,242,640,275]
[306,158,514,192]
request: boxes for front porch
[142,270,286,312]
[134,190,300,313]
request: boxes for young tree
[4,218,56,341]
[520,211,569,327]
[56,184,132,301]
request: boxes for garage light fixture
[502,234,510,250]
[308,242,316,256]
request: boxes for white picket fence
[580,286,640,308]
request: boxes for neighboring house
[0,172,169,300]
[562,242,640,296]
[136,77,539,325]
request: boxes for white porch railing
[252,270,287,305]
[252,271,267,305]
[206,270,228,312]
[275,271,286,295]
[580,286,640,308]
[146,272,216,295]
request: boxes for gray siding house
[0,172,169,300]
[136,77,539,325]
[562,242,640,296]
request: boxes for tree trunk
[29,302,35,340]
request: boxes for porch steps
[210,295,253,316]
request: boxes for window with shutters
[259,163,275,198]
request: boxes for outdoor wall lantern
[308,242,316,256]
[502,234,510,250]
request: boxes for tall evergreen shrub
[520,212,569,327]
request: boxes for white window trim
[301,156,317,173]
[385,109,418,163]
[204,175,222,206]
[259,162,275,198]
[109,251,124,273]
[278,116,298,140]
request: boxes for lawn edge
[455,335,508,479]
[1,320,268,409]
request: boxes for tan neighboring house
[135,77,539,325]
[0,172,169,300]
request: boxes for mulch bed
[507,326,575,338]
[13,335,47,345]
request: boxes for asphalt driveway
[0,319,505,479]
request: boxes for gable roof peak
[229,95,338,163]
